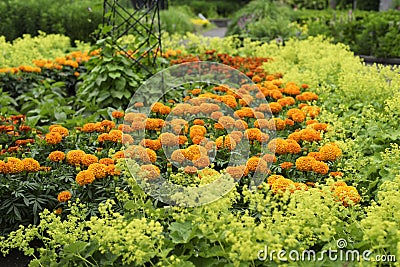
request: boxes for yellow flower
[334,186,361,207]
[81,154,99,166]
[295,156,316,172]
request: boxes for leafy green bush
[160,6,195,34]
[0,0,103,44]
[227,0,301,42]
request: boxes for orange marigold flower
[112,111,124,119]
[226,165,248,179]
[211,111,223,120]
[99,158,115,165]
[171,149,187,163]
[221,95,237,108]
[113,151,125,159]
[57,191,72,202]
[286,139,301,154]
[334,186,361,207]
[191,135,206,145]
[271,177,295,194]
[330,171,344,177]
[254,119,269,129]
[262,154,277,163]
[141,139,162,151]
[22,158,40,172]
[151,102,164,113]
[101,120,116,131]
[189,125,207,138]
[122,134,134,144]
[66,150,85,166]
[312,160,329,175]
[332,181,347,188]
[81,154,99,166]
[105,164,121,176]
[45,132,62,145]
[215,135,236,150]
[294,182,308,191]
[184,166,198,174]
[267,174,284,185]
[280,162,293,170]
[50,126,69,137]
[4,157,24,174]
[107,130,122,142]
[82,123,97,133]
[193,155,210,169]
[218,116,235,130]
[214,123,224,130]
[299,128,322,142]
[277,96,296,107]
[244,128,262,141]
[307,152,323,161]
[49,124,62,131]
[193,119,205,125]
[76,170,95,186]
[88,163,107,179]
[48,151,65,162]
[198,168,219,179]
[301,105,320,118]
[140,164,160,180]
[145,118,165,131]
[273,118,286,131]
[234,120,248,130]
[97,133,110,143]
[178,135,189,145]
[246,157,268,173]
[284,118,294,126]
[185,145,207,161]
[295,156,316,172]
[146,148,157,163]
[234,107,255,119]
[268,138,288,155]
[288,132,302,142]
[319,143,342,161]
[268,102,282,114]
[159,105,171,115]
[159,132,179,146]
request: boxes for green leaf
[109,72,121,79]
[63,241,88,254]
[115,77,126,90]
[168,221,198,244]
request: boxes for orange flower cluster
[0,157,41,174]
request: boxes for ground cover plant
[0,33,400,266]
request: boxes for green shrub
[160,6,195,34]
[0,0,103,44]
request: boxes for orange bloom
[193,119,205,125]
[99,158,115,165]
[82,123,97,133]
[295,156,316,172]
[185,145,207,161]
[280,162,293,170]
[189,125,207,139]
[48,151,65,162]
[226,165,248,179]
[140,164,161,180]
[184,166,198,175]
[171,149,187,163]
[81,154,99,166]
[330,171,344,177]
[334,186,361,207]
[76,170,95,186]
[262,154,277,163]
[141,139,162,151]
[50,126,69,137]
[218,116,236,130]
[268,102,282,114]
[267,174,284,185]
[22,158,40,172]
[267,138,288,155]
[159,132,179,146]
[45,132,62,145]
[244,128,262,141]
[193,155,210,169]
[271,177,295,194]
[57,191,72,202]
[312,161,329,175]
[215,135,236,150]
[319,143,342,161]
[66,150,86,166]
[246,157,268,173]
[88,163,107,179]
[146,148,157,163]
[235,120,248,130]
[286,139,301,154]
[112,111,124,119]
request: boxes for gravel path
[201,27,227,38]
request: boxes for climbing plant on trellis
[101,0,167,75]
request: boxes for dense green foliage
[0,0,103,44]
[227,0,400,57]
